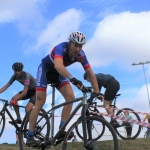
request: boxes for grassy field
[1,138,150,150]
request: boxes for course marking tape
[90,111,150,128]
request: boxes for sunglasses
[14,70,21,72]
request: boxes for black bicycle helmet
[83,72,87,80]
[12,62,24,70]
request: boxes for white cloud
[32,8,83,54]
[134,84,150,112]
[0,0,46,35]
[85,11,150,68]
[117,83,150,114]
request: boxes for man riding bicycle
[84,73,120,128]
[0,62,36,124]
[27,31,101,145]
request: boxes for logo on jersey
[24,80,30,85]
[37,67,42,86]
[76,56,85,62]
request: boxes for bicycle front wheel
[115,108,141,140]
[62,116,118,150]
[0,112,5,137]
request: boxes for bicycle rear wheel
[0,112,5,137]
[75,115,105,140]
[62,116,118,150]
[115,108,141,140]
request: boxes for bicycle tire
[75,115,105,140]
[144,129,150,138]
[0,112,5,137]
[18,132,24,150]
[20,108,50,147]
[115,108,141,140]
[62,116,118,150]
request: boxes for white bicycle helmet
[68,31,86,45]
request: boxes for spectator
[72,135,78,142]
[124,111,133,138]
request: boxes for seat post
[51,85,55,107]
[50,85,55,138]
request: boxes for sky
[0,0,150,144]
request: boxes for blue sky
[0,0,150,143]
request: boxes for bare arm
[0,83,10,93]
[85,68,99,93]
[54,58,72,78]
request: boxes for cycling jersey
[8,71,36,90]
[95,73,114,88]
[95,73,120,101]
[36,42,91,91]
[42,42,90,70]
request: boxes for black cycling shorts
[104,78,120,101]
[19,89,36,105]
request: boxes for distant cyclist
[0,62,36,124]
[143,113,150,123]
[84,73,120,127]
[143,113,150,137]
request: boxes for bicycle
[75,89,141,140]
[0,98,46,150]
[144,128,150,138]
[20,84,119,150]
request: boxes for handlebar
[0,98,26,108]
[0,98,9,103]
[81,86,103,98]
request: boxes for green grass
[1,138,150,150]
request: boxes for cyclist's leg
[9,92,25,124]
[104,80,119,112]
[105,79,120,122]
[26,91,46,145]
[29,91,46,132]
[59,83,74,127]
[11,92,23,120]
[103,100,113,115]
[10,90,35,124]
[25,93,35,113]
[55,82,74,140]
[27,64,48,145]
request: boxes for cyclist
[26,31,101,145]
[84,72,120,127]
[143,113,150,137]
[0,62,36,124]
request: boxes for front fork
[0,112,5,137]
[81,93,92,148]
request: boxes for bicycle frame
[0,98,25,136]
[88,94,120,114]
[39,86,92,147]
